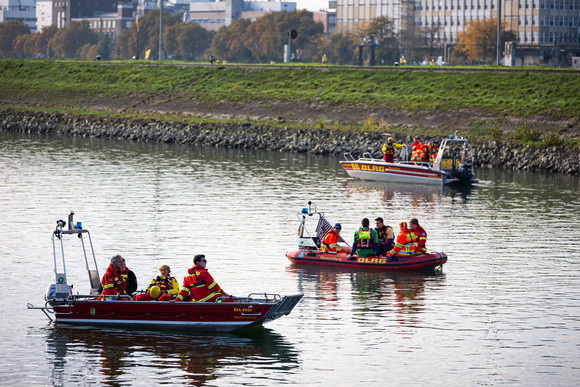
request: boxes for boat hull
[340,160,449,185]
[286,250,447,271]
[51,295,303,333]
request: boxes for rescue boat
[340,132,477,185]
[286,203,447,271]
[28,212,302,333]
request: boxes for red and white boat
[340,132,477,185]
[28,212,302,333]
[286,204,447,272]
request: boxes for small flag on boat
[315,216,346,243]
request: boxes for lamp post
[159,0,163,60]
[497,0,502,65]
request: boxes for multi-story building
[313,9,337,33]
[36,0,53,31]
[336,0,580,64]
[189,0,296,31]
[0,0,37,32]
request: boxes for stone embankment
[1,110,579,175]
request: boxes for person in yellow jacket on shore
[382,137,404,163]
[386,221,416,261]
[135,264,180,301]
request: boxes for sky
[295,0,329,12]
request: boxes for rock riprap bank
[1,110,578,175]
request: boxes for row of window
[90,20,117,29]
[411,0,580,9]
[191,18,226,24]
[416,15,579,26]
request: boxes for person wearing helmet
[321,223,349,253]
[382,137,404,163]
[135,264,180,301]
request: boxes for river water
[0,132,579,386]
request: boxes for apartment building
[336,0,580,63]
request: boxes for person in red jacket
[321,223,349,253]
[100,254,131,300]
[176,254,229,302]
[409,218,427,255]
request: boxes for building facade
[189,0,296,31]
[336,0,580,62]
[0,0,37,32]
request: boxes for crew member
[176,254,229,302]
[100,254,131,300]
[381,137,404,163]
[375,217,394,255]
[135,264,180,301]
[386,222,416,261]
[348,218,380,260]
[409,218,427,255]
[429,140,440,164]
[321,223,349,253]
[410,138,424,162]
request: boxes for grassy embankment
[0,59,578,147]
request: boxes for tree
[454,18,515,64]
[243,10,323,63]
[49,21,98,58]
[314,33,358,65]
[209,18,253,62]
[0,21,30,58]
[115,10,181,60]
[164,22,212,61]
[357,16,399,65]
[209,10,324,63]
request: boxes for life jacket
[429,142,440,163]
[357,227,375,249]
[148,275,176,293]
[376,225,393,244]
[389,228,415,257]
[101,263,128,296]
[411,142,424,161]
[383,143,395,157]
[411,225,428,254]
[321,229,340,252]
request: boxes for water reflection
[343,180,476,206]
[43,325,299,385]
[286,265,445,329]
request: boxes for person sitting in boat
[381,137,404,163]
[386,222,416,261]
[135,264,180,301]
[175,254,230,302]
[348,218,380,260]
[321,223,349,253]
[409,218,427,255]
[374,217,394,255]
[100,254,132,300]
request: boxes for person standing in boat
[381,137,404,163]
[348,218,380,260]
[176,254,229,302]
[321,223,349,253]
[374,217,394,255]
[386,222,416,261]
[100,254,132,299]
[135,264,180,301]
[409,218,427,255]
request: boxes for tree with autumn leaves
[454,18,516,64]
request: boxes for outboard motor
[45,280,72,306]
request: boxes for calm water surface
[0,132,579,386]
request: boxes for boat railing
[397,160,433,168]
[264,294,303,320]
[343,152,357,161]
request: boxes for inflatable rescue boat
[286,203,447,271]
[28,212,302,333]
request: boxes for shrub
[512,122,541,142]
